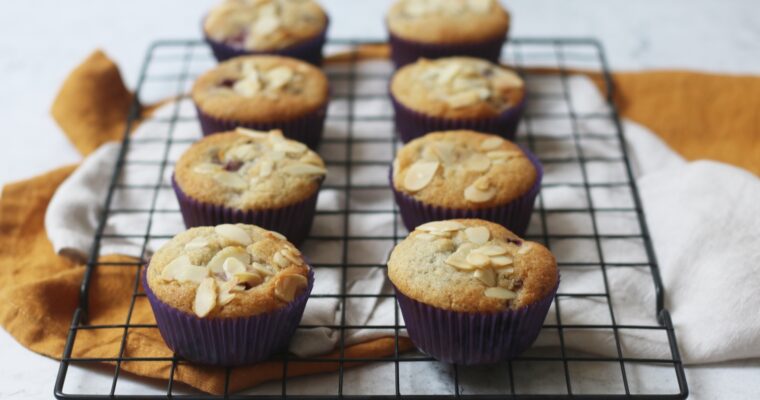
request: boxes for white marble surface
[1,0,759,398]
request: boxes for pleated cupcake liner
[143,267,314,366]
[389,91,525,143]
[172,175,320,246]
[393,278,558,365]
[194,104,327,150]
[204,20,329,66]
[388,31,506,69]
[390,145,543,235]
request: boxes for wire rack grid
[53,38,688,399]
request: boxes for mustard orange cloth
[0,46,757,394]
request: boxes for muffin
[203,0,329,65]
[390,57,526,142]
[191,55,329,149]
[173,128,326,245]
[386,0,510,68]
[144,224,313,366]
[388,219,558,364]
[391,130,541,234]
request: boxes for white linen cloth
[45,61,760,366]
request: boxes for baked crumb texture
[147,224,311,319]
[387,0,509,45]
[388,219,558,313]
[174,129,325,210]
[390,58,526,141]
[204,0,328,51]
[386,0,510,67]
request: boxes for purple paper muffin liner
[172,175,321,245]
[143,267,314,366]
[195,104,327,150]
[394,279,558,365]
[390,145,542,235]
[389,31,506,69]
[204,19,329,66]
[390,91,525,143]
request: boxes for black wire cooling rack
[54,38,688,399]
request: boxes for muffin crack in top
[387,219,558,313]
[392,130,537,209]
[391,57,524,119]
[204,0,327,51]
[147,224,310,318]
[174,129,326,210]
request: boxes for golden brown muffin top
[391,57,524,119]
[191,55,329,123]
[392,130,537,209]
[147,224,310,318]
[204,0,327,51]
[174,129,326,210]
[386,0,509,44]
[388,219,557,313]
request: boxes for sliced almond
[223,257,247,279]
[436,63,462,85]
[416,220,466,233]
[473,244,508,256]
[464,184,496,203]
[193,277,217,317]
[281,248,303,265]
[282,163,327,176]
[269,150,285,161]
[275,273,308,302]
[431,142,455,165]
[233,77,261,97]
[480,137,505,150]
[272,251,290,269]
[184,237,209,251]
[518,243,533,255]
[258,159,274,177]
[445,254,475,270]
[403,160,439,192]
[464,226,490,244]
[217,279,237,306]
[265,66,294,90]
[415,233,437,241]
[474,176,491,191]
[161,255,193,281]
[213,171,247,190]
[464,154,491,172]
[496,267,515,275]
[274,140,307,155]
[434,238,455,252]
[234,271,263,287]
[177,265,210,284]
[226,144,257,161]
[207,246,251,275]
[251,262,275,276]
[492,255,514,267]
[215,225,253,246]
[466,252,491,268]
[236,127,270,140]
[253,14,280,36]
[484,287,517,300]
[193,163,223,174]
[445,90,481,108]
[474,268,496,286]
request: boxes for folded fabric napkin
[1,48,759,395]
